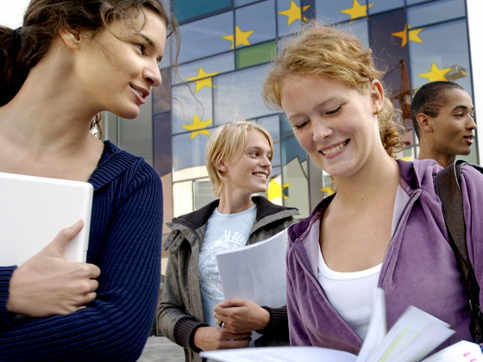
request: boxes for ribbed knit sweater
[0,140,163,361]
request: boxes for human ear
[416,113,433,133]
[217,162,227,176]
[59,27,82,50]
[370,80,384,114]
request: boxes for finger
[218,298,248,308]
[44,220,84,256]
[85,263,101,279]
[220,338,251,349]
[74,291,97,307]
[220,330,251,339]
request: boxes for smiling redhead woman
[263,23,483,354]
[0,0,175,360]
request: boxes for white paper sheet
[201,346,357,362]
[216,230,288,307]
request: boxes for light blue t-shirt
[198,205,257,327]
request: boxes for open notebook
[0,171,93,265]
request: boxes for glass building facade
[104,0,481,242]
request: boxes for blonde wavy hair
[263,23,402,157]
[206,121,274,197]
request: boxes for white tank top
[317,250,381,339]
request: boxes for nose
[144,60,162,87]
[312,118,333,142]
[466,113,477,130]
[260,154,272,168]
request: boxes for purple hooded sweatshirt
[286,159,483,354]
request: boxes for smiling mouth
[320,139,350,156]
[130,83,149,104]
[252,171,269,179]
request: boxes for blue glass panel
[153,69,171,115]
[173,53,234,85]
[409,20,472,95]
[213,63,272,123]
[277,0,310,37]
[153,112,172,176]
[235,0,259,6]
[257,115,281,166]
[316,0,371,25]
[368,9,410,102]
[280,113,294,140]
[282,132,307,165]
[335,18,369,49]
[173,0,232,23]
[235,0,276,47]
[368,0,404,14]
[407,0,466,28]
[172,83,213,135]
[173,131,212,171]
[406,0,435,4]
[179,12,233,63]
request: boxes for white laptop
[0,171,93,265]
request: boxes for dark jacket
[157,196,298,362]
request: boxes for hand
[193,326,251,351]
[7,220,101,317]
[213,298,270,334]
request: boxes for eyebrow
[452,105,474,112]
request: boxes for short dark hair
[410,81,464,138]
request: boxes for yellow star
[392,24,423,47]
[181,115,213,140]
[340,0,373,23]
[279,0,311,26]
[222,26,254,49]
[419,63,451,82]
[186,67,219,93]
[320,186,335,195]
[267,178,290,201]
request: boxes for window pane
[173,0,232,24]
[257,115,281,167]
[236,1,276,46]
[406,0,436,5]
[172,84,213,135]
[368,8,410,121]
[282,136,310,217]
[409,20,472,93]
[335,18,369,49]
[193,179,217,209]
[173,131,212,171]
[235,0,259,6]
[407,0,465,28]
[214,63,272,123]
[173,181,193,217]
[236,41,276,69]
[179,12,233,63]
[173,53,234,85]
[368,0,404,14]
[277,0,311,36]
[316,0,371,25]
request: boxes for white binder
[0,171,93,265]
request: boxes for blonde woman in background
[158,121,298,362]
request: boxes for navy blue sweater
[0,141,163,361]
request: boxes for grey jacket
[157,196,298,362]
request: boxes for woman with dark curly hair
[0,1,175,360]
[264,23,483,354]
